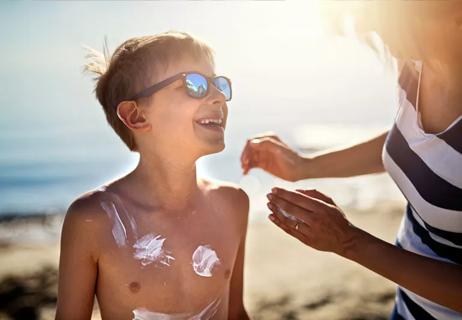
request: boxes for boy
[56,31,249,320]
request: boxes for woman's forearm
[298,131,388,180]
[343,227,462,312]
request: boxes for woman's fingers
[240,139,254,173]
[240,140,249,168]
[295,189,336,206]
[267,193,315,225]
[242,139,264,174]
[241,139,260,174]
[250,132,282,143]
[267,202,299,229]
[267,187,355,254]
[268,213,310,243]
[270,187,326,213]
[240,137,285,174]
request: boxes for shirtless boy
[56,31,249,320]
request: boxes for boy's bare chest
[95,202,240,313]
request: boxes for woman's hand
[267,187,462,312]
[240,133,308,182]
[266,187,358,256]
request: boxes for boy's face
[138,56,228,159]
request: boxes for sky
[0,1,396,132]
[0,1,401,213]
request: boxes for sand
[245,201,404,320]
[0,201,405,320]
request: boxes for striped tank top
[382,60,462,319]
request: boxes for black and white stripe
[384,60,462,320]
[386,124,462,211]
[438,119,462,154]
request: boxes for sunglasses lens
[213,77,232,101]
[185,73,208,98]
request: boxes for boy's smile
[195,112,226,134]
[138,56,229,157]
[192,101,228,153]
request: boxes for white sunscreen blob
[100,189,138,247]
[192,245,220,277]
[99,188,176,269]
[132,298,220,320]
[101,201,128,247]
[278,207,300,222]
[190,298,220,320]
[133,233,175,267]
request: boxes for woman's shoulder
[398,60,421,86]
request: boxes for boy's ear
[116,101,151,132]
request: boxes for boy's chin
[199,141,225,156]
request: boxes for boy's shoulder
[65,188,110,225]
[61,188,112,259]
[200,178,249,208]
[201,179,249,233]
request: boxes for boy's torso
[86,181,244,319]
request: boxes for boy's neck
[126,152,201,211]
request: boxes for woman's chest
[418,85,462,134]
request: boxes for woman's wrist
[337,225,374,262]
[295,155,318,181]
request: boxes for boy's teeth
[199,119,222,125]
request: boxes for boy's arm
[228,189,250,320]
[56,198,99,320]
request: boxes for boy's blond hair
[84,31,215,151]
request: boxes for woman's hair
[83,31,215,151]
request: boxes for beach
[0,199,405,320]
[0,1,414,319]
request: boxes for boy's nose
[207,83,226,105]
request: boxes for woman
[241,1,462,319]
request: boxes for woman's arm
[266,188,462,312]
[55,199,99,320]
[302,131,388,179]
[346,227,462,312]
[240,131,388,181]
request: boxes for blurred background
[0,1,406,319]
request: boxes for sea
[0,1,407,220]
